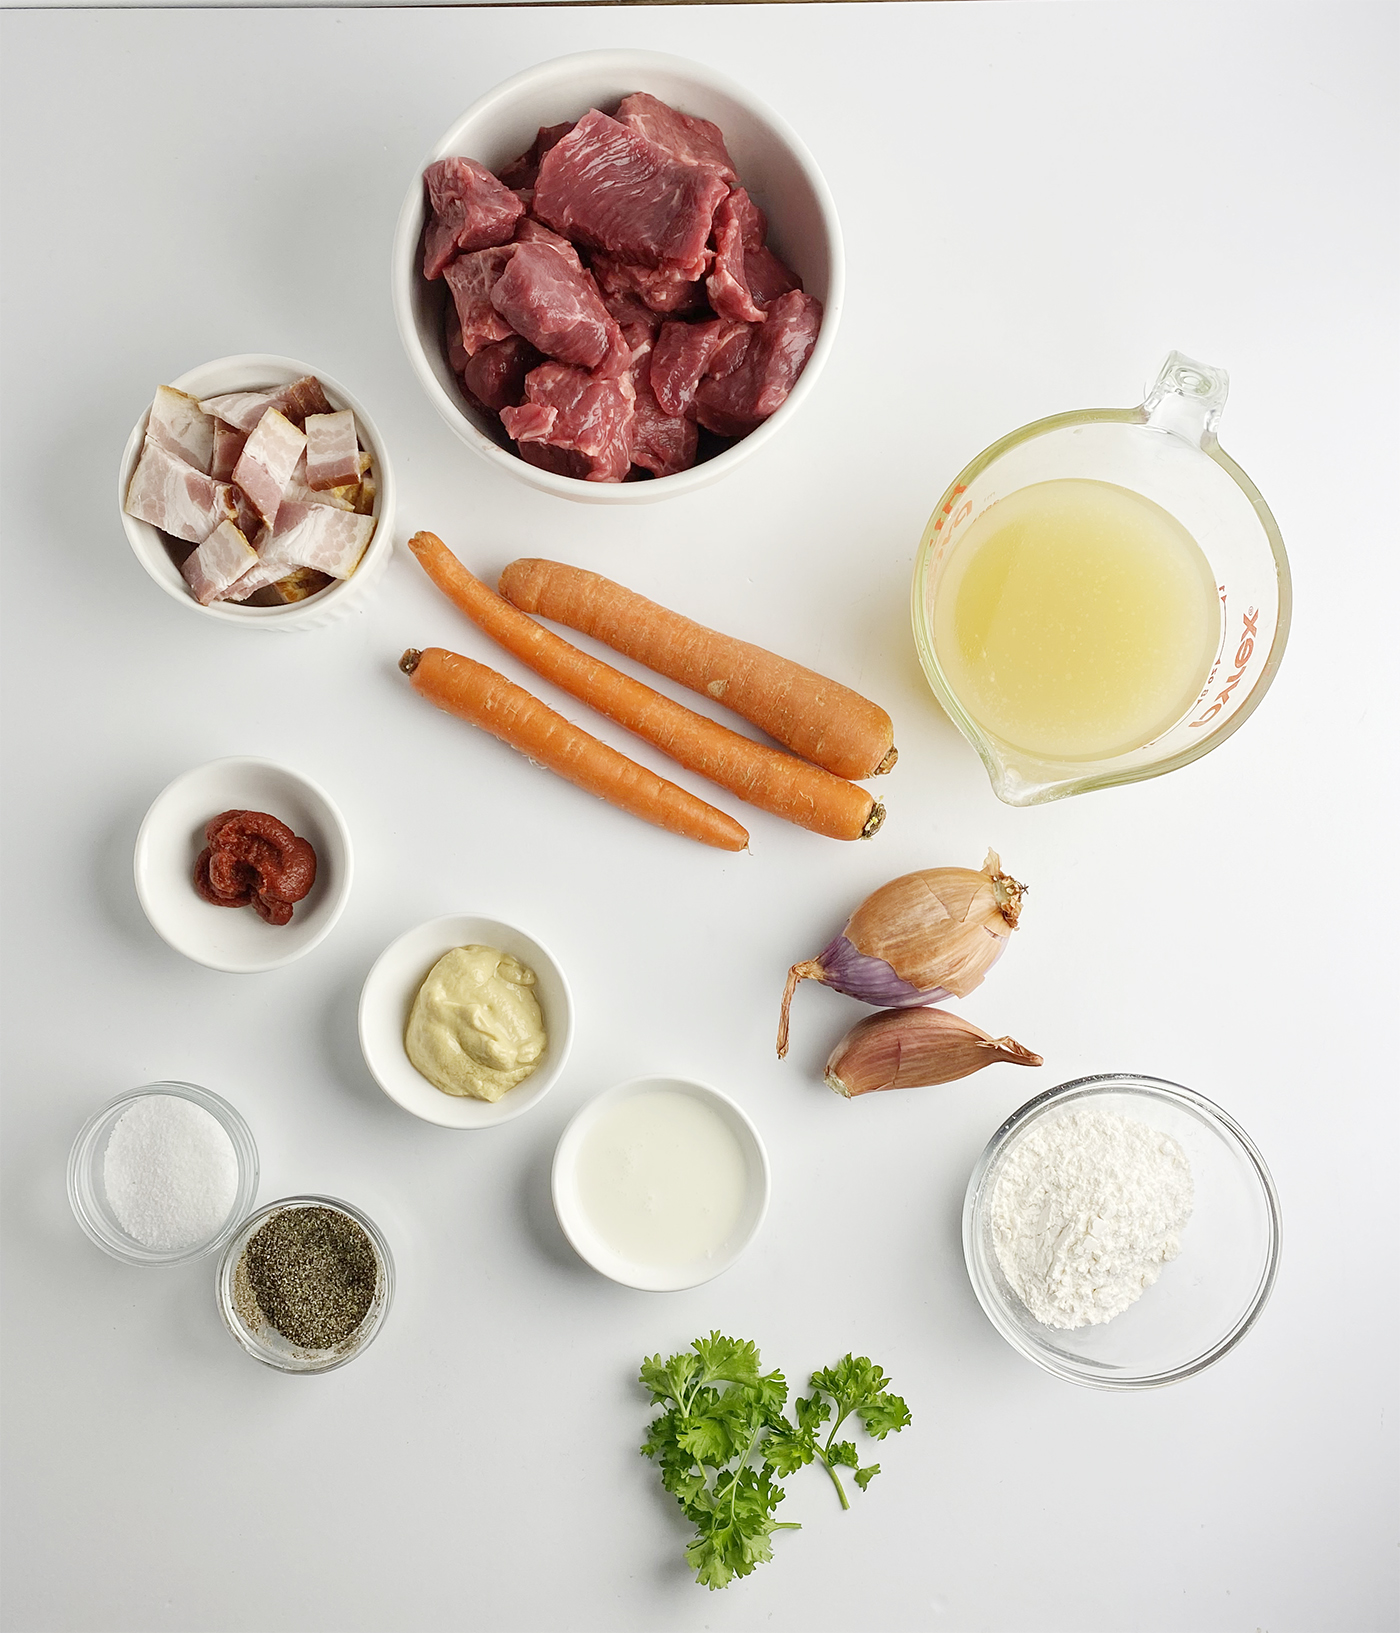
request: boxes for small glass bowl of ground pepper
[217,1195,394,1373]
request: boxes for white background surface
[1,4,1396,1631]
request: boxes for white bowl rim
[550,1072,771,1291]
[117,351,397,624]
[962,1072,1283,1390]
[357,912,576,1129]
[391,47,845,505]
[67,1081,260,1267]
[132,755,354,973]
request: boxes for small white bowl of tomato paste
[391,50,844,503]
[133,756,353,973]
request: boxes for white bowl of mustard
[357,914,574,1129]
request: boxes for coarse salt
[103,1094,239,1252]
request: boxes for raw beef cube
[744,243,802,309]
[708,322,757,380]
[199,376,331,433]
[516,441,591,481]
[147,386,214,474]
[512,216,582,267]
[125,438,237,543]
[233,408,307,526]
[616,93,736,184]
[626,343,698,477]
[304,410,360,490]
[693,291,822,436]
[600,288,663,343]
[500,402,558,442]
[489,241,628,375]
[422,157,525,280]
[461,335,542,412]
[255,499,376,579]
[707,189,771,324]
[444,246,517,357]
[501,362,635,483]
[591,251,709,316]
[534,109,729,275]
[182,519,258,604]
[497,121,576,191]
[650,317,748,418]
[211,422,246,481]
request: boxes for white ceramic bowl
[358,914,575,1129]
[963,1074,1282,1390]
[551,1074,770,1290]
[392,49,843,504]
[133,757,353,973]
[118,353,397,628]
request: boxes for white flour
[990,1107,1194,1330]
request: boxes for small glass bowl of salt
[68,1082,258,1267]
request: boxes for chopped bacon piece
[182,519,258,605]
[211,422,246,482]
[443,247,516,357]
[615,93,737,185]
[489,241,628,374]
[534,110,728,275]
[232,408,306,527]
[125,438,237,543]
[199,376,331,433]
[217,551,296,602]
[422,157,525,280]
[256,499,376,579]
[147,386,214,474]
[304,410,361,491]
[267,566,333,604]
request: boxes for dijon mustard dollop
[405,945,546,1101]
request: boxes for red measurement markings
[1189,606,1259,727]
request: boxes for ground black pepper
[238,1204,377,1349]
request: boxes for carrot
[497,557,897,782]
[408,532,884,841]
[399,647,749,853]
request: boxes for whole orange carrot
[399,647,749,853]
[408,532,884,841]
[498,558,897,781]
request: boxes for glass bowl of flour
[962,1074,1280,1389]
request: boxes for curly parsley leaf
[640,1338,910,1589]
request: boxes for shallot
[777,851,1025,1057]
[824,1008,1041,1099]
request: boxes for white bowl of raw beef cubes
[118,354,397,628]
[392,50,844,504]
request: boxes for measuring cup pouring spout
[910,352,1292,807]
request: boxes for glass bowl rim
[216,1193,396,1374]
[962,1072,1282,1390]
[66,1081,260,1267]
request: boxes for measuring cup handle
[1142,351,1230,447]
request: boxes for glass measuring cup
[911,354,1291,805]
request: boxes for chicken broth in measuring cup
[931,479,1221,762]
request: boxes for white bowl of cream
[551,1075,769,1291]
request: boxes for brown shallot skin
[193,809,317,926]
[824,1007,1042,1099]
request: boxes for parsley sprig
[640,1333,911,1590]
